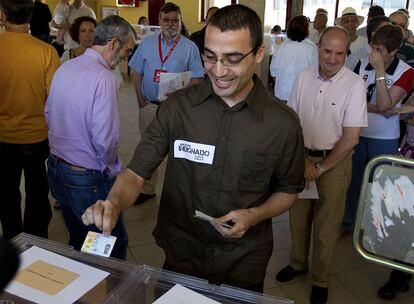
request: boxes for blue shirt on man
[128,33,204,102]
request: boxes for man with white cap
[336,7,369,70]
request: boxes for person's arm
[367,103,395,118]
[313,127,360,177]
[370,50,407,112]
[214,192,297,238]
[90,76,122,174]
[304,157,319,186]
[81,169,144,235]
[375,79,407,112]
[46,48,61,94]
[189,77,203,85]
[367,103,382,113]
[134,72,148,108]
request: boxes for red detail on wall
[148,0,165,26]
[118,0,134,5]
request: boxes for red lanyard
[158,33,181,67]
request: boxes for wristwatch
[314,162,326,174]
[376,76,386,81]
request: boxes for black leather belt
[305,148,332,158]
[148,100,160,105]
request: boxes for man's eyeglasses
[161,18,180,24]
[201,47,258,67]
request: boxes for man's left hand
[213,209,259,238]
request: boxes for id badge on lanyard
[153,34,181,83]
[153,69,167,82]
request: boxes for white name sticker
[174,140,215,165]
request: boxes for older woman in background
[270,15,318,103]
[60,16,96,63]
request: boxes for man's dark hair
[371,24,403,53]
[207,4,263,54]
[0,0,33,25]
[94,15,135,46]
[368,5,385,19]
[287,15,309,42]
[69,16,97,44]
[367,15,390,44]
[159,2,181,19]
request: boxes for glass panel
[338,0,407,29]
[407,2,414,32]
[200,0,233,22]
[374,0,407,18]
[211,0,233,8]
[264,0,288,32]
[302,0,337,27]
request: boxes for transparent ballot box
[1,233,137,304]
[2,233,293,304]
[104,265,293,304]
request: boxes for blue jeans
[342,136,399,231]
[47,154,128,259]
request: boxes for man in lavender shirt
[45,15,136,259]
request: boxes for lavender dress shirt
[45,48,121,176]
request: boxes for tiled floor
[10,70,414,303]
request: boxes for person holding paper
[45,15,137,260]
[277,27,368,304]
[82,4,305,293]
[128,2,204,205]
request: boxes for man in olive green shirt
[81,5,305,292]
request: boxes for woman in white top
[270,15,318,103]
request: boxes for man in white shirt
[308,11,328,45]
[336,7,369,70]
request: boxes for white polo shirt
[288,65,368,150]
[346,35,369,71]
[357,57,414,140]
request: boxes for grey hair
[93,15,135,46]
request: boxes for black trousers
[0,140,52,240]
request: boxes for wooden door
[148,0,165,25]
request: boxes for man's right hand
[138,97,148,108]
[81,199,120,236]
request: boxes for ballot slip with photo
[81,231,117,257]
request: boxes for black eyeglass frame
[201,46,259,67]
